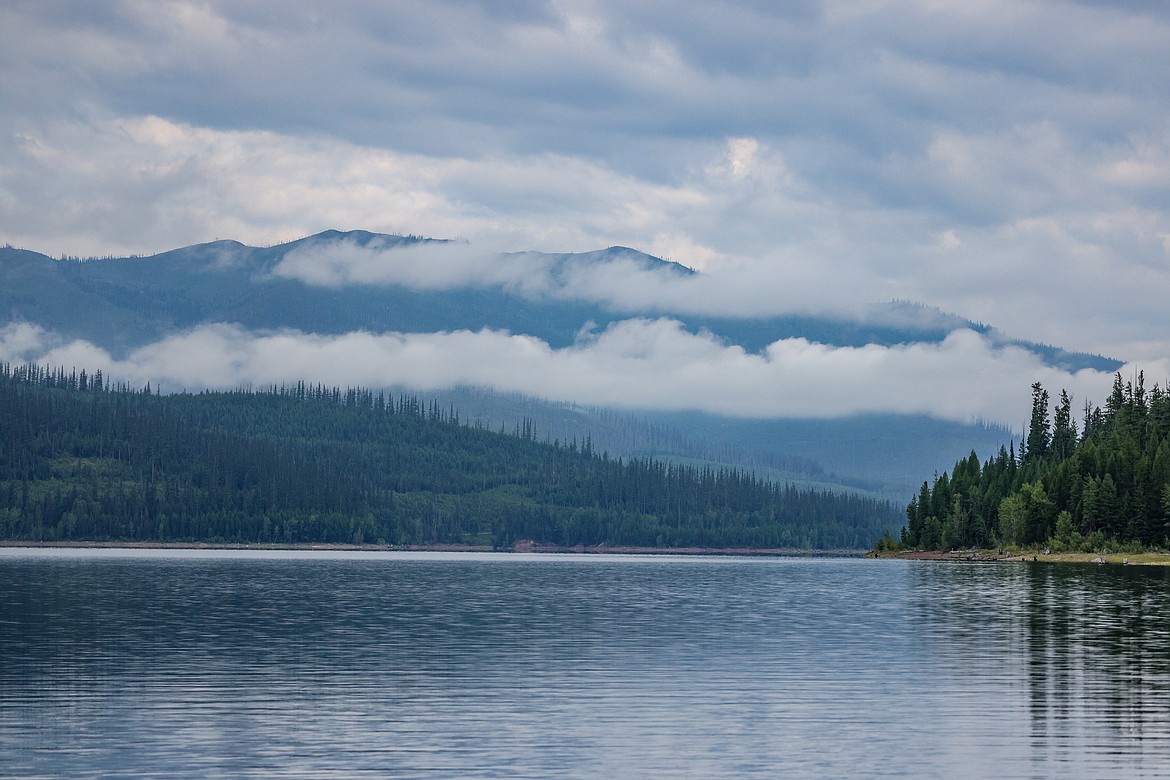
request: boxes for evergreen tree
[892,379,1170,551]
[1024,382,1051,466]
[1052,390,1077,461]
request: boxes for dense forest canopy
[895,374,1170,552]
[0,363,900,549]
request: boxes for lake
[1,549,1168,778]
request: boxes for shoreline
[7,540,1167,565]
[0,539,866,558]
[868,549,1170,566]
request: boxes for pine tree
[1052,390,1077,461]
[1024,382,1051,465]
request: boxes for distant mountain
[0,230,1121,371]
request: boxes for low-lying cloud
[272,239,717,312]
[3,320,1163,429]
[270,237,876,321]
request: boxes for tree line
[0,363,900,549]
[894,374,1170,551]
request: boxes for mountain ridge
[0,230,1124,372]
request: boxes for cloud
[268,235,882,321]
[273,240,548,295]
[1,0,1170,368]
[3,109,1169,364]
[271,238,703,307]
[3,321,1165,428]
[0,114,712,261]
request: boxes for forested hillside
[0,364,899,549]
[896,375,1170,551]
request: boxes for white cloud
[0,114,710,261]
[274,240,514,290]
[267,235,873,320]
[4,320,1165,428]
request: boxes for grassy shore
[868,548,1170,565]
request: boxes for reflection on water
[1021,565,1170,768]
[1,549,1168,778]
[909,561,1170,778]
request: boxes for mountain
[1,231,1120,370]
[0,230,1121,501]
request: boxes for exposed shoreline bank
[0,539,866,557]
[868,549,1170,566]
[7,540,1168,565]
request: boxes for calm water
[1,550,1169,778]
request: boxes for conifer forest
[898,375,1170,551]
[0,364,898,550]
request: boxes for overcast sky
[2,1,1169,423]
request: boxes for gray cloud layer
[1,0,1169,410]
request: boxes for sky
[2,0,1169,424]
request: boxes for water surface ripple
[1,549,1168,778]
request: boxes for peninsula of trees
[0,363,898,550]
[896,374,1170,552]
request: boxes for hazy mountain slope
[1,247,164,350]
[647,411,1015,499]
[421,386,1012,502]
